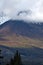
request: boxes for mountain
[0,20,43,65]
[0,20,43,48]
[0,20,43,38]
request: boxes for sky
[0,0,43,24]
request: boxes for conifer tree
[6,50,23,65]
[0,49,3,65]
[6,64,9,65]
[10,58,14,65]
[13,50,23,65]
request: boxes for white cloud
[0,0,43,24]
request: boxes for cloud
[0,0,43,24]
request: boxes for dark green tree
[0,49,4,65]
[13,50,23,65]
[6,50,23,65]
[10,58,14,65]
[6,64,9,65]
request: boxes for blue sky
[0,0,43,24]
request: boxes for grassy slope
[0,34,43,48]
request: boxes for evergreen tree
[13,50,23,65]
[10,58,14,65]
[6,50,23,65]
[0,49,4,65]
[6,64,9,65]
[0,49,3,58]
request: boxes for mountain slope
[0,20,43,38]
[0,34,43,48]
[0,20,43,48]
[0,45,43,65]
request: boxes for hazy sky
[0,0,43,24]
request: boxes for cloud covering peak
[0,0,43,24]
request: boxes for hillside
[0,45,43,65]
[0,20,43,48]
[0,20,43,38]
